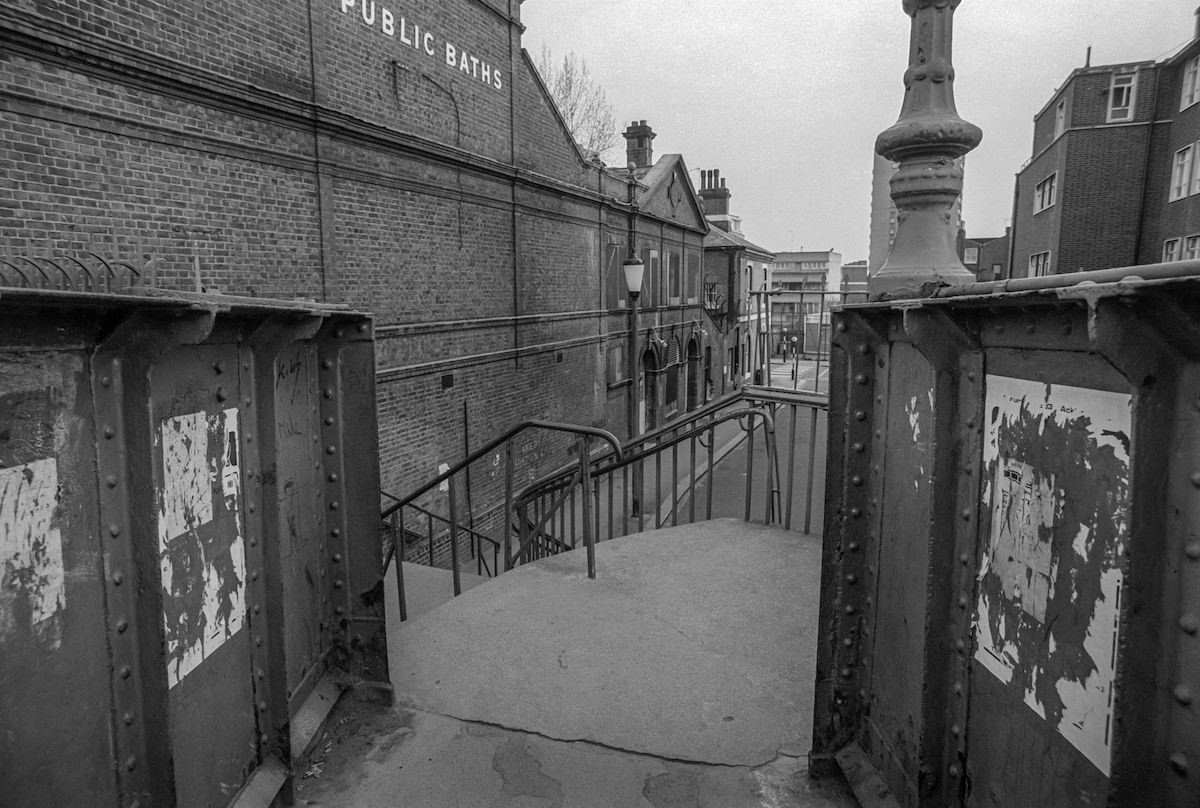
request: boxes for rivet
[854,373,867,385]
[244,398,252,407]
[1187,542,1200,560]
[857,344,870,356]
[854,410,867,421]
[329,501,340,511]
[323,359,333,369]
[840,667,852,679]
[243,361,250,369]
[253,604,261,614]
[112,572,124,585]
[964,466,973,476]
[249,536,258,547]
[104,426,115,439]
[334,579,344,589]
[332,553,342,563]
[215,386,228,402]
[246,433,253,443]
[850,507,862,518]
[875,430,883,439]
[1181,614,1199,635]
[258,701,268,712]
[331,528,341,537]
[966,419,975,430]
[256,636,263,647]
[358,323,368,333]
[843,638,853,648]
[958,595,969,609]
[326,446,337,455]
[961,509,971,520]
[120,665,132,680]
[109,524,121,537]
[949,764,961,778]
[256,668,265,680]
[125,756,137,772]
[261,733,270,745]
[954,682,964,696]
[955,639,966,653]
[248,503,256,513]
[848,542,860,552]
[875,395,883,404]
[325,417,335,426]
[334,328,345,338]
[100,376,111,387]
[123,711,135,725]
[116,619,128,633]
[1175,684,1193,706]
[836,322,847,333]
[1191,471,1200,489]
[1170,752,1190,776]
[335,606,346,615]
[960,553,970,565]
[846,574,858,584]
[877,358,885,368]
[852,475,864,486]
[213,360,225,374]
[966,372,977,382]
[858,689,868,702]
[251,570,259,581]
[324,388,334,398]
[852,442,865,454]
[328,473,339,483]
[106,475,118,488]
[845,605,856,615]
[950,723,961,737]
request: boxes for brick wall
[0,0,715,541]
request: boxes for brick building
[1010,11,1200,276]
[0,1,723,511]
[698,169,773,388]
[961,231,1010,281]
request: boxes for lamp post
[791,335,800,389]
[623,256,644,518]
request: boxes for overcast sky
[521,1,1194,261]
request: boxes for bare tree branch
[534,46,620,165]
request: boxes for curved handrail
[380,419,623,521]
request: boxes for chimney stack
[623,120,656,171]
[698,169,732,222]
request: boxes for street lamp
[791,336,800,389]
[623,256,645,517]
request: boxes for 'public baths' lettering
[339,0,503,90]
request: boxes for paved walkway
[295,520,858,807]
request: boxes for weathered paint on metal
[0,457,65,647]
[973,376,1130,776]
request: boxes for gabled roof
[624,154,708,234]
[704,225,774,260]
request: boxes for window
[686,253,700,304]
[1164,238,1181,262]
[605,243,628,310]
[1172,145,1194,201]
[1108,72,1136,122]
[1054,100,1066,139]
[963,247,979,265]
[640,249,659,307]
[1183,56,1200,110]
[1186,235,1200,260]
[606,344,628,386]
[1028,252,1051,277]
[667,251,681,305]
[1034,173,1057,213]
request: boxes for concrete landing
[296,519,857,807]
[397,561,490,623]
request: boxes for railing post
[393,513,407,623]
[448,473,462,597]
[504,441,514,571]
[804,407,819,535]
[577,436,596,580]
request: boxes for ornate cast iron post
[871,0,981,300]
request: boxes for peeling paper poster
[975,375,1130,776]
[157,408,246,688]
[0,459,65,648]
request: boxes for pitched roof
[704,225,774,259]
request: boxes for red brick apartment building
[0,0,726,509]
[1010,11,1200,277]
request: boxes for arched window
[664,338,681,415]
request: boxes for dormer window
[1108,72,1137,122]
[1184,56,1200,111]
